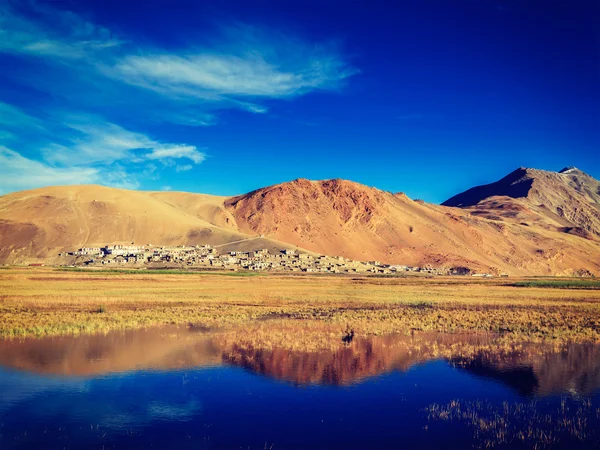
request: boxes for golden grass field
[1,267,599,343]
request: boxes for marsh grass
[1,268,599,341]
[425,398,600,448]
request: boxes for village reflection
[0,326,599,397]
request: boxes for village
[60,244,481,276]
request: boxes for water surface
[0,326,599,449]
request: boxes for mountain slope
[224,177,600,275]
[443,167,600,238]
[1,168,600,275]
[0,185,256,264]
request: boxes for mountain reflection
[0,326,598,397]
[0,326,221,375]
[451,343,600,397]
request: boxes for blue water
[0,330,599,449]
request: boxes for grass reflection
[425,398,600,448]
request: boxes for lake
[0,326,599,449]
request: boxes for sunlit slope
[225,178,600,275]
[148,191,239,230]
[0,185,251,263]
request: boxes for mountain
[1,168,599,275]
[226,176,600,275]
[443,167,600,239]
[0,184,300,264]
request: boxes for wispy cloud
[0,1,122,60]
[0,106,203,192]
[112,47,354,100]
[175,164,193,173]
[146,145,205,164]
[0,102,46,130]
[0,146,99,194]
[1,2,355,115]
[43,117,205,166]
[0,2,356,194]
[102,21,355,106]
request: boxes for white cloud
[1,3,356,123]
[0,106,204,193]
[239,102,269,114]
[0,102,46,131]
[152,110,217,127]
[147,145,205,164]
[44,122,150,166]
[0,2,122,60]
[0,130,16,141]
[0,146,99,194]
[1,3,356,120]
[42,118,205,166]
[0,146,145,193]
[0,3,357,194]
[111,43,354,102]
[175,164,193,172]
[100,166,141,190]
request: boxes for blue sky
[0,0,598,203]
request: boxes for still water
[0,326,599,449]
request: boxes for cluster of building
[62,244,467,275]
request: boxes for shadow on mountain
[442,168,533,207]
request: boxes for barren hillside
[1,168,599,275]
[0,185,249,264]
[443,167,600,238]
[226,176,600,275]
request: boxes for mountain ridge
[443,167,600,238]
[1,167,599,276]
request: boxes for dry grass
[1,267,599,341]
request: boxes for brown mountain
[443,167,600,239]
[1,167,599,275]
[225,174,600,275]
[0,184,304,264]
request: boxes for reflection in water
[451,344,600,397]
[0,327,599,449]
[0,326,599,396]
[0,326,221,376]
